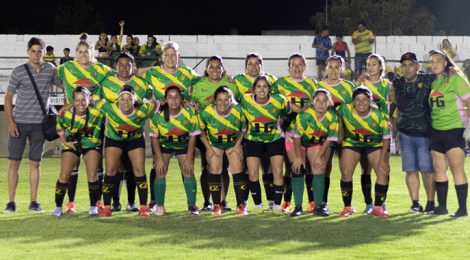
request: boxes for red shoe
[138,206,150,217]
[372,206,389,219]
[100,206,112,217]
[307,201,315,213]
[281,201,291,212]
[236,203,249,216]
[66,202,76,214]
[339,206,354,218]
[212,204,222,216]
[96,200,104,209]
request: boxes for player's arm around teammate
[52,87,104,217]
[290,89,339,217]
[149,86,201,216]
[198,86,249,215]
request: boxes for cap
[400,52,418,63]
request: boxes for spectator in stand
[122,35,135,55]
[60,48,73,65]
[95,32,110,59]
[133,37,141,56]
[352,20,375,75]
[108,21,125,66]
[441,39,457,60]
[43,46,57,66]
[138,35,162,67]
[312,25,332,80]
[331,34,350,62]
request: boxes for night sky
[0,0,469,35]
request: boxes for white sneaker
[156,205,166,216]
[126,203,139,212]
[51,207,62,217]
[254,204,263,213]
[88,206,99,216]
[273,204,282,211]
[267,200,274,211]
[149,204,157,213]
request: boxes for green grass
[0,156,469,259]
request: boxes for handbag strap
[23,64,47,116]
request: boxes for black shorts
[161,146,188,155]
[62,146,102,157]
[245,138,285,158]
[316,59,326,66]
[104,137,145,152]
[343,146,382,155]
[429,128,465,154]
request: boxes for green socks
[292,176,305,207]
[313,174,325,207]
[154,178,166,205]
[183,176,197,206]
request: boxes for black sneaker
[320,202,329,214]
[410,203,424,213]
[429,206,448,215]
[28,201,45,213]
[221,200,232,212]
[202,200,212,211]
[313,206,329,217]
[112,203,122,212]
[450,208,468,218]
[188,204,200,216]
[290,206,303,217]
[423,201,436,214]
[3,202,16,213]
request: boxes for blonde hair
[75,33,97,63]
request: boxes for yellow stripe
[156,67,186,88]
[318,81,345,103]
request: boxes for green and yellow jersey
[429,74,470,130]
[293,108,339,147]
[142,65,199,101]
[198,104,247,149]
[337,103,390,147]
[100,74,153,103]
[360,78,391,118]
[240,93,291,143]
[191,77,239,111]
[352,29,374,54]
[56,106,104,149]
[149,107,201,150]
[272,76,318,108]
[58,60,113,103]
[234,73,277,97]
[96,100,156,141]
[318,79,355,107]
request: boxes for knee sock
[97,171,104,200]
[154,178,166,205]
[209,173,222,205]
[67,170,79,202]
[292,175,305,207]
[313,174,325,207]
[374,183,389,206]
[149,167,156,202]
[102,175,117,206]
[135,175,148,206]
[222,157,230,199]
[435,181,448,209]
[455,183,468,211]
[88,181,101,207]
[323,176,331,203]
[183,176,197,207]
[200,169,211,203]
[249,180,262,205]
[233,173,248,206]
[361,174,373,205]
[283,176,292,202]
[341,180,353,207]
[55,181,68,207]
[274,185,284,205]
[262,173,274,201]
[112,171,123,206]
[305,174,314,202]
[125,171,136,205]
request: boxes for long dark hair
[203,55,226,77]
[162,85,182,122]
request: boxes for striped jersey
[57,60,113,103]
[96,100,156,141]
[293,108,339,147]
[142,65,199,101]
[100,74,153,103]
[149,107,201,150]
[191,77,239,111]
[317,80,355,107]
[198,104,247,149]
[352,29,374,54]
[240,94,291,143]
[234,73,277,97]
[272,76,318,108]
[360,78,391,118]
[56,106,104,149]
[337,103,391,147]
[429,74,470,130]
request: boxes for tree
[310,0,436,35]
[54,0,105,34]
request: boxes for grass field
[0,156,469,259]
